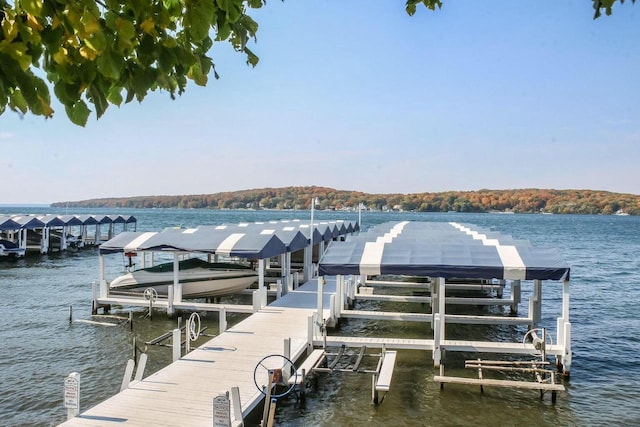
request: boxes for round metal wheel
[188,312,201,341]
[523,328,553,354]
[253,354,298,399]
[143,287,158,303]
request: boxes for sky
[1,1,639,204]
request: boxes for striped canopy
[318,221,570,281]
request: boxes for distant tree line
[51,186,640,215]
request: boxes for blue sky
[1,1,639,204]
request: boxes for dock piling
[172,329,181,362]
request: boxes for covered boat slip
[94,220,358,315]
[317,221,572,377]
[0,213,137,254]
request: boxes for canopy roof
[0,214,136,229]
[0,216,21,231]
[99,228,287,260]
[99,219,358,260]
[8,215,46,229]
[318,221,570,281]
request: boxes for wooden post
[261,371,275,426]
[258,259,265,292]
[120,360,135,391]
[307,315,315,353]
[167,285,174,316]
[329,294,336,325]
[134,353,147,382]
[266,398,277,427]
[231,386,242,425]
[98,255,107,298]
[533,280,542,326]
[253,289,261,312]
[316,276,324,319]
[173,253,181,304]
[172,329,181,362]
[91,281,97,315]
[511,280,521,314]
[220,307,227,333]
[286,251,292,292]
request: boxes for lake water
[1,208,639,426]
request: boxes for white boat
[109,258,258,298]
[0,239,25,258]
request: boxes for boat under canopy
[109,258,258,298]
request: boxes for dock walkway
[59,280,336,426]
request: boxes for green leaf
[131,66,157,100]
[8,88,28,113]
[185,0,215,41]
[88,80,109,118]
[53,80,81,105]
[187,59,207,86]
[65,100,91,126]
[18,0,43,17]
[216,21,231,41]
[117,19,137,51]
[96,49,124,80]
[107,85,123,106]
[243,46,258,67]
[158,46,177,72]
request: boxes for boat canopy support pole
[285,251,292,292]
[258,259,265,290]
[303,246,311,283]
[533,280,542,326]
[173,253,182,304]
[99,255,108,299]
[511,280,521,314]
[279,254,287,295]
[61,226,68,251]
[433,277,446,367]
[556,279,572,376]
[317,276,324,321]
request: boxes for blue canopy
[0,216,21,231]
[318,221,570,281]
[99,227,287,260]
[36,214,66,227]
[11,215,46,229]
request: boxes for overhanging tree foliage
[0,0,635,126]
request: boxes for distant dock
[0,214,136,256]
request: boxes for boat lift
[283,344,398,405]
[434,328,565,402]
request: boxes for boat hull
[0,239,25,258]
[109,260,258,298]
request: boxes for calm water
[1,208,639,426]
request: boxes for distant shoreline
[49,186,640,216]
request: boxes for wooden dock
[59,279,337,426]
